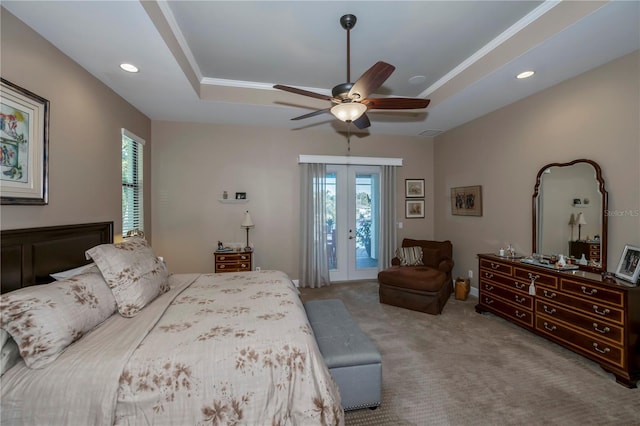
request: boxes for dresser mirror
[532,159,608,273]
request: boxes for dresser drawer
[480,295,533,327]
[536,287,624,325]
[215,262,251,273]
[561,278,624,308]
[480,270,527,293]
[480,281,533,309]
[215,253,250,262]
[480,259,512,276]
[535,300,623,346]
[536,315,624,368]
[514,267,557,289]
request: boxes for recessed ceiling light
[120,63,139,73]
[516,70,535,79]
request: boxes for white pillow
[0,272,117,369]
[1,329,21,375]
[50,263,99,280]
[86,237,169,318]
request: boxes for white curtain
[379,165,397,270]
[299,163,330,288]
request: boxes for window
[121,129,145,236]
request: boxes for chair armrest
[391,257,401,266]
[438,258,454,274]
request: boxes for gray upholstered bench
[304,299,382,411]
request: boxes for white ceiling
[3,1,639,137]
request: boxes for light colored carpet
[299,281,640,426]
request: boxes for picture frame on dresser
[0,78,50,205]
[614,244,640,284]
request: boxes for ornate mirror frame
[532,159,608,273]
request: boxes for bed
[0,222,344,425]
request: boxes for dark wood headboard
[1,222,113,294]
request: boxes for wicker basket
[455,277,470,301]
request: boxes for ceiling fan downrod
[340,14,357,84]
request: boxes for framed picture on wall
[235,192,247,200]
[451,185,482,216]
[406,199,425,218]
[0,78,50,205]
[405,179,425,198]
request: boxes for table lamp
[576,212,587,241]
[241,211,254,251]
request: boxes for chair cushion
[378,266,447,293]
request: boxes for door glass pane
[355,173,378,269]
[326,172,337,270]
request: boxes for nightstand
[214,251,252,273]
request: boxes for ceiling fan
[273,14,430,130]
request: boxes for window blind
[121,129,145,236]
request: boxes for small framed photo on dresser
[614,244,640,285]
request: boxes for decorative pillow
[396,246,424,266]
[1,329,21,375]
[86,237,169,318]
[421,248,441,267]
[50,263,99,280]
[0,272,117,369]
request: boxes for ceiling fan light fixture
[331,102,367,122]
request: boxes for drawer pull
[543,305,556,315]
[515,281,526,290]
[543,322,557,332]
[581,286,598,296]
[484,284,494,291]
[592,305,610,316]
[515,310,526,319]
[543,290,557,299]
[241,263,247,268]
[241,256,248,260]
[490,263,500,270]
[528,273,540,282]
[219,256,226,260]
[484,297,494,305]
[593,323,610,334]
[514,295,526,304]
[484,272,494,279]
[592,343,610,354]
[219,265,226,269]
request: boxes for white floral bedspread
[1,271,343,426]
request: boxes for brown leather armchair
[377,239,454,315]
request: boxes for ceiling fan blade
[273,84,332,101]
[291,108,331,121]
[352,113,371,129]
[363,97,431,110]
[348,61,395,101]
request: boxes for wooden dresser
[476,254,640,388]
[214,251,252,273]
[569,241,601,264]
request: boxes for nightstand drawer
[214,251,252,273]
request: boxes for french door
[326,165,380,281]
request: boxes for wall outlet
[468,270,473,279]
[255,266,261,272]
[292,279,299,287]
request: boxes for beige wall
[151,123,435,277]
[434,51,640,288]
[0,9,151,238]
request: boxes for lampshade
[568,213,576,225]
[330,102,367,122]
[241,211,254,228]
[576,212,587,225]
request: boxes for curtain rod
[298,155,402,166]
